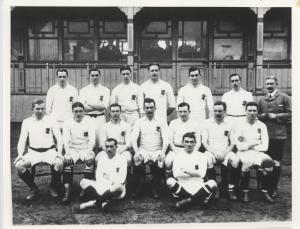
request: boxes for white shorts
[205,151,238,168]
[177,177,205,195]
[121,110,139,127]
[67,148,95,164]
[21,148,63,167]
[88,115,106,148]
[80,178,126,199]
[237,150,271,172]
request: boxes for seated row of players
[16,97,277,211]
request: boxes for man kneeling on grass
[166,132,217,210]
[76,138,127,211]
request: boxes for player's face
[149,65,160,82]
[189,70,201,86]
[33,103,46,120]
[90,70,100,85]
[246,105,258,122]
[230,75,241,90]
[144,102,156,118]
[183,137,196,153]
[105,141,117,158]
[177,106,190,121]
[57,71,68,87]
[110,106,121,121]
[265,79,277,93]
[73,107,85,121]
[213,105,225,121]
[120,70,131,84]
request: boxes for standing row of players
[15,64,291,211]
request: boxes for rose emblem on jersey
[224,130,229,136]
[242,100,247,106]
[195,165,199,170]
[161,89,165,95]
[121,131,126,137]
[69,96,73,102]
[131,95,136,100]
[116,167,120,173]
[238,136,245,142]
[156,126,161,132]
[202,94,206,100]
[45,128,50,134]
[83,131,88,137]
[257,128,261,134]
[100,95,103,101]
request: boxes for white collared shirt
[235,118,269,152]
[17,115,62,155]
[63,116,95,149]
[141,79,176,122]
[132,116,169,151]
[111,81,143,112]
[202,118,233,152]
[101,119,131,147]
[177,83,214,122]
[46,84,78,122]
[222,88,253,116]
[79,83,110,115]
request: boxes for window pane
[63,40,94,61]
[263,39,287,60]
[29,39,58,61]
[146,22,167,33]
[213,39,243,60]
[69,21,90,33]
[98,39,127,61]
[141,39,172,61]
[104,22,125,33]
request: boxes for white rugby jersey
[222,88,253,116]
[235,118,269,152]
[132,116,169,151]
[46,84,78,122]
[141,79,176,123]
[79,83,110,115]
[111,81,143,113]
[17,115,62,155]
[101,119,131,146]
[177,83,213,122]
[168,118,201,147]
[202,118,233,152]
[63,116,95,150]
[96,152,127,184]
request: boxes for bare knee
[166,177,177,189]
[15,161,27,174]
[206,179,218,191]
[54,158,64,172]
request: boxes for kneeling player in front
[166,132,217,210]
[235,102,275,203]
[15,99,64,200]
[62,102,95,204]
[77,138,127,211]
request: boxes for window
[98,21,127,61]
[63,20,94,61]
[213,18,244,60]
[28,20,59,61]
[178,21,207,58]
[140,21,172,61]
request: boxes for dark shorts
[267,139,285,161]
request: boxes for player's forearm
[88,103,106,111]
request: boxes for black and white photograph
[2,0,297,227]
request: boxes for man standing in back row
[141,63,176,123]
[177,66,214,123]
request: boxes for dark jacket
[258,90,291,140]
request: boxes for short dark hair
[56,69,68,76]
[245,101,258,110]
[265,75,278,85]
[178,102,190,111]
[188,66,200,75]
[106,138,118,146]
[120,65,131,73]
[32,99,44,109]
[182,132,196,142]
[214,101,227,112]
[143,98,156,107]
[148,63,160,70]
[89,68,100,75]
[72,102,84,110]
[229,73,241,81]
[109,103,121,111]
